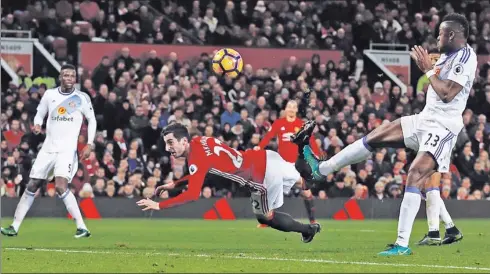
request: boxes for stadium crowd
[1,0,490,201]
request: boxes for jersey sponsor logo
[52,116,74,122]
[453,63,464,75]
[282,132,294,141]
[189,164,198,175]
[57,107,67,115]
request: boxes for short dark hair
[161,123,190,141]
[442,13,469,38]
[60,64,76,74]
[173,106,184,113]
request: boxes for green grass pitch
[1,218,490,273]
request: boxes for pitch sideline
[4,247,490,272]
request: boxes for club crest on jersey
[57,107,66,115]
[68,101,76,108]
[453,63,464,75]
[189,164,198,175]
[294,127,300,132]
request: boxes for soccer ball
[212,48,243,79]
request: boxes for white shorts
[29,149,78,182]
[250,150,301,215]
[401,114,457,173]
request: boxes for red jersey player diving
[254,98,321,227]
[137,123,321,242]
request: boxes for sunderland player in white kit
[294,13,475,255]
[1,64,96,238]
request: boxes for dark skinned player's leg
[293,119,405,179]
[55,176,90,237]
[379,152,436,256]
[319,119,405,176]
[1,179,43,235]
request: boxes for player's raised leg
[293,119,405,180]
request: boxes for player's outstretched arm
[142,170,205,210]
[154,175,190,197]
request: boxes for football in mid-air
[212,48,243,79]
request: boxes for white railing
[370,43,409,51]
[1,58,20,86]
[0,29,32,38]
[1,36,61,73]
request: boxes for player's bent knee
[255,214,268,224]
[407,167,434,188]
[407,152,437,187]
[255,210,274,223]
[365,119,404,149]
[26,179,43,193]
[54,177,69,196]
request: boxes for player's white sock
[425,188,441,235]
[439,196,455,229]
[11,190,36,232]
[60,190,88,230]
[319,137,372,176]
[395,188,421,248]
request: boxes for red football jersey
[258,117,321,163]
[159,136,266,209]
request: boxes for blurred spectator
[79,183,94,198]
[482,183,490,200]
[221,102,240,128]
[457,187,468,200]
[372,181,389,200]
[441,185,452,200]
[328,174,354,198]
[4,120,24,152]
